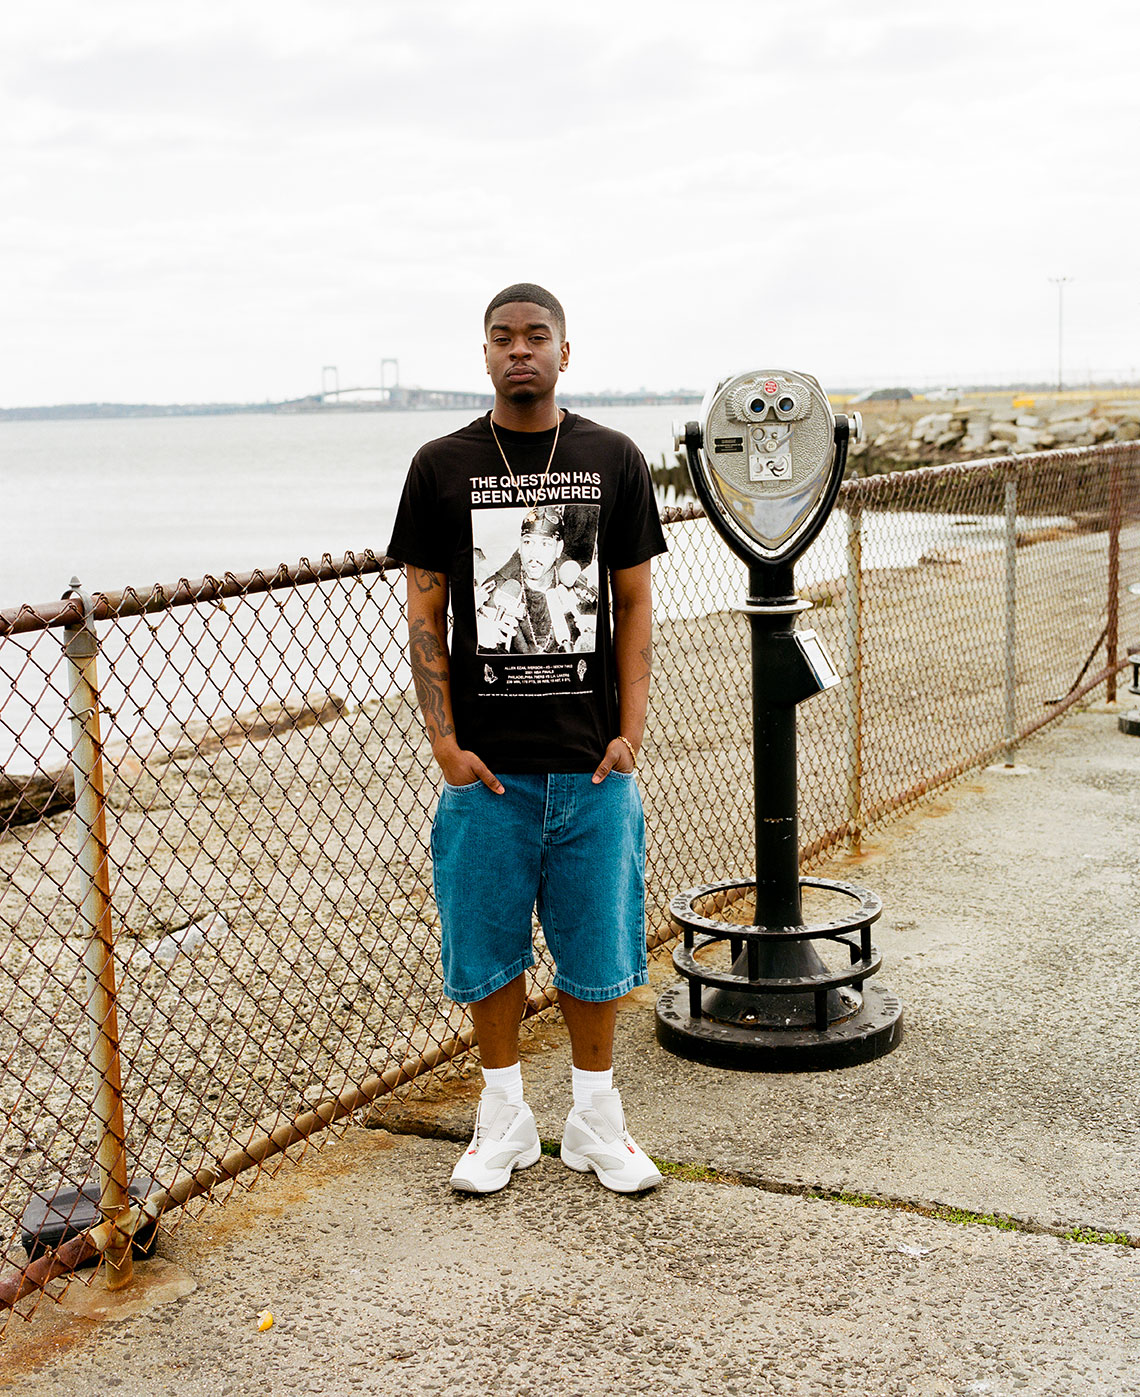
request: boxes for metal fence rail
[1,444,1138,1325]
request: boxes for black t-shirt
[386,411,668,772]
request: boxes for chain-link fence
[1,444,1138,1327]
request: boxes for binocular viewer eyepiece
[730,377,809,424]
[675,369,862,568]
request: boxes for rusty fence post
[1107,460,1122,704]
[843,500,864,851]
[62,580,133,1291]
[1003,468,1018,763]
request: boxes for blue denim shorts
[430,771,648,1004]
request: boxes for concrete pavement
[2,710,1137,1396]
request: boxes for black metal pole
[750,561,801,931]
[706,557,838,1024]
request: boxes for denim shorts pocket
[443,779,482,793]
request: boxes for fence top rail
[0,549,399,638]
[840,439,1140,502]
[4,440,1138,638]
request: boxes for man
[386,282,667,1195]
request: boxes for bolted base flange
[655,981,903,1072]
[1118,709,1140,737]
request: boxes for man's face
[519,529,559,583]
[484,301,569,404]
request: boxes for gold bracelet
[616,735,638,768]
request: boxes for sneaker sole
[560,1143,661,1194]
[450,1139,542,1194]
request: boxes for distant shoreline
[0,393,704,423]
[6,381,1139,423]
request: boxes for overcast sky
[3,0,1138,406]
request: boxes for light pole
[1048,277,1071,393]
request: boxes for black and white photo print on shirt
[473,503,600,656]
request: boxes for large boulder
[912,412,955,443]
[1049,419,1095,443]
[1049,405,1096,424]
[872,422,909,448]
[961,412,992,451]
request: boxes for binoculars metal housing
[676,368,861,572]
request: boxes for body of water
[0,407,1062,774]
[0,405,683,772]
[0,405,683,608]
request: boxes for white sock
[572,1066,613,1114]
[482,1062,524,1106]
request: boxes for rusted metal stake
[844,502,864,851]
[62,579,133,1292]
[1107,461,1122,704]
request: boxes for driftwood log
[0,768,75,828]
[0,694,347,832]
[154,692,348,764]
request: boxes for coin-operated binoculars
[655,370,903,1069]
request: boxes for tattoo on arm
[411,567,444,595]
[633,638,653,686]
[409,616,454,741]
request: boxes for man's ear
[560,339,570,372]
[484,343,490,375]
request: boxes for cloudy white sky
[3,0,1138,406]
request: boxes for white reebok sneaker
[560,1088,663,1194]
[449,1087,541,1194]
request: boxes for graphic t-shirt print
[472,503,600,657]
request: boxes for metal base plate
[1118,709,1140,737]
[655,982,903,1072]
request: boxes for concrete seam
[373,1118,1139,1249]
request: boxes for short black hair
[484,283,566,341]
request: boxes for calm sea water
[1,406,1058,773]
[0,405,693,771]
[0,405,683,608]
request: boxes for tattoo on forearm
[409,617,454,740]
[633,638,653,686]
[411,567,444,595]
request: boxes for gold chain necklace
[488,412,561,491]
